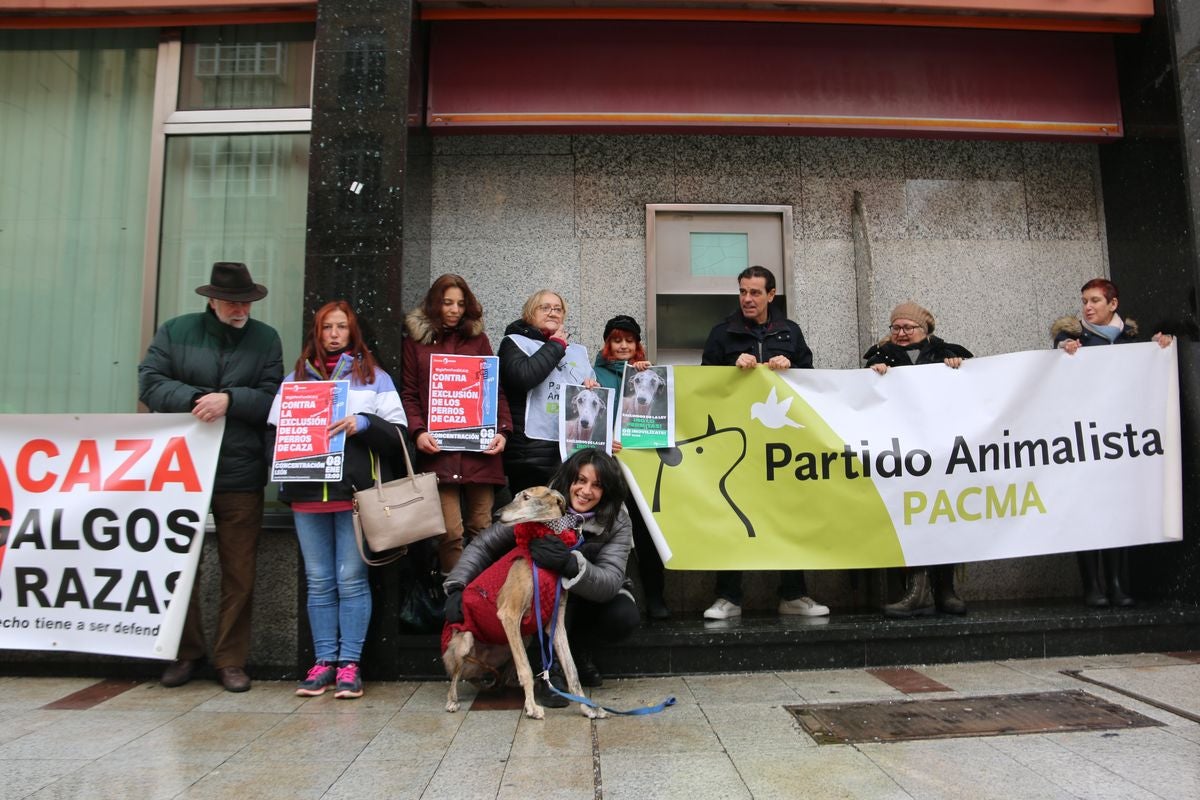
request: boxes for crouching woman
[442,448,638,706]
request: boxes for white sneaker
[703,598,742,620]
[779,596,830,617]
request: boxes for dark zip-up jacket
[863,336,973,369]
[701,306,814,368]
[139,307,283,492]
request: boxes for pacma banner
[0,415,222,658]
[619,343,1182,570]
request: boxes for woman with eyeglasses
[499,290,598,494]
[864,302,972,618]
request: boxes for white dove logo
[750,387,804,430]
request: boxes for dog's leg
[443,630,474,713]
[497,560,543,719]
[553,594,603,719]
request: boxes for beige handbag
[352,438,446,566]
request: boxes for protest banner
[0,414,223,659]
[618,364,675,449]
[271,380,348,481]
[619,344,1182,570]
[426,354,500,452]
[560,384,615,457]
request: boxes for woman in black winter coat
[866,302,972,618]
[1052,278,1173,607]
[498,289,598,494]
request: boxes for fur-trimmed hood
[1051,315,1138,340]
[404,307,484,345]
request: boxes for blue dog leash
[531,533,676,716]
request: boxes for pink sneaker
[334,662,363,699]
[295,661,336,697]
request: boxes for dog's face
[498,486,567,525]
[571,389,605,431]
[629,369,665,407]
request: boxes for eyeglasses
[889,324,923,334]
[536,304,564,315]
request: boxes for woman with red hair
[1052,279,1172,607]
[401,274,512,573]
[268,301,408,700]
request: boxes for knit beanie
[890,302,935,334]
[603,315,641,341]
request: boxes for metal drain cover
[788,689,1163,744]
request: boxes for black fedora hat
[195,262,268,302]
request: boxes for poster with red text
[0,414,223,659]
[427,355,499,452]
[271,381,349,481]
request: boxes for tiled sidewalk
[1,653,1198,799]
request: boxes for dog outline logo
[652,416,755,539]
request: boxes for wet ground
[1,652,1198,799]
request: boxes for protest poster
[504,334,593,441]
[618,364,675,449]
[0,414,223,659]
[618,344,1182,570]
[427,354,500,452]
[271,380,348,481]
[559,384,615,458]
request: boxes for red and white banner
[0,415,223,659]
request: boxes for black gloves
[444,588,464,624]
[529,536,579,578]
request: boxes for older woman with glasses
[865,302,973,618]
[499,289,598,494]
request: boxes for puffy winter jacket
[863,336,973,369]
[138,307,283,492]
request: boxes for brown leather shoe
[217,666,252,693]
[160,659,194,688]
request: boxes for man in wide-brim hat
[138,262,283,692]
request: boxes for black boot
[931,565,967,615]
[884,569,934,618]
[645,594,671,621]
[1103,549,1135,607]
[576,650,603,688]
[1077,552,1109,607]
[533,664,570,708]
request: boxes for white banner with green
[619,343,1182,570]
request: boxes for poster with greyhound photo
[619,364,675,449]
[558,384,615,458]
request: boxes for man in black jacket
[138,262,283,691]
[699,266,829,621]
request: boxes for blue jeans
[293,510,372,663]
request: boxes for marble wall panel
[900,139,1025,181]
[430,238,582,348]
[800,137,908,181]
[1029,240,1108,338]
[905,179,1028,240]
[579,238,647,353]
[574,135,677,240]
[795,239,861,369]
[802,178,908,241]
[431,154,575,242]
[1023,142,1101,241]
[869,239,1042,356]
[674,135,802,207]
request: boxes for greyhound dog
[566,387,606,442]
[622,368,666,416]
[442,487,602,720]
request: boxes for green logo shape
[621,366,903,570]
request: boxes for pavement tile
[92,680,222,712]
[321,757,441,800]
[683,672,803,706]
[24,755,217,800]
[1049,727,1200,798]
[231,710,392,763]
[509,712,594,758]
[174,758,349,799]
[107,711,285,758]
[293,681,419,714]
[191,681,308,714]
[918,661,1062,695]
[0,759,89,800]
[858,737,1077,800]
[732,745,914,800]
[421,755,509,800]
[704,702,818,752]
[0,710,177,760]
[0,679,103,712]
[600,752,750,800]
[445,706,521,760]
[498,755,595,800]
[779,668,907,703]
[985,733,1161,799]
[587,676,696,709]
[594,704,724,756]
[356,711,465,760]
[0,711,71,748]
[1076,663,1200,718]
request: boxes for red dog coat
[441,521,579,652]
